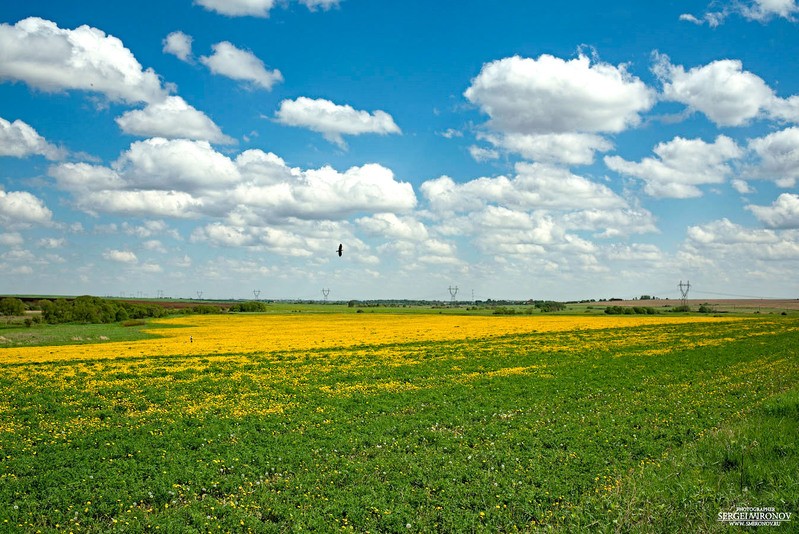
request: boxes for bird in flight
[337,244,343,257]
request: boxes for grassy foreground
[0,314,797,532]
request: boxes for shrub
[536,301,566,312]
[0,297,25,316]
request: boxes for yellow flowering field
[0,312,744,365]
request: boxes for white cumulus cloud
[747,127,799,187]
[747,193,799,228]
[50,140,417,224]
[653,54,798,126]
[605,135,743,198]
[163,31,193,62]
[0,190,53,227]
[115,96,234,144]
[200,41,283,90]
[195,0,276,17]
[103,249,138,263]
[465,53,655,135]
[0,117,63,160]
[0,17,167,104]
[480,132,613,166]
[275,97,401,147]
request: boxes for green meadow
[0,314,797,532]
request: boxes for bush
[0,297,25,316]
[536,301,566,313]
[605,306,657,315]
[230,301,269,312]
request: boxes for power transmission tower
[448,285,459,303]
[678,280,691,307]
[322,288,330,302]
[196,291,203,300]
[253,290,261,300]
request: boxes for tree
[0,297,25,316]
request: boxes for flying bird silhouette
[337,244,343,257]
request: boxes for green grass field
[0,314,797,532]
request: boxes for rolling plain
[1,309,797,531]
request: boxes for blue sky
[1,0,799,301]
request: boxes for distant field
[598,298,799,313]
[1,313,797,531]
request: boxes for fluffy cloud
[743,0,799,20]
[162,31,193,62]
[605,135,742,198]
[653,54,798,126]
[195,0,277,17]
[417,162,656,271]
[116,96,234,143]
[465,54,655,136]
[0,17,166,104]
[562,208,658,237]
[684,218,799,262]
[200,41,282,90]
[0,117,63,160]
[49,162,125,193]
[356,213,429,241]
[275,97,401,147]
[80,190,204,218]
[232,158,416,218]
[103,249,138,263]
[195,0,339,17]
[422,163,627,213]
[747,127,799,187]
[747,193,799,228]
[480,132,613,166]
[682,0,799,26]
[50,139,417,227]
[191,218,357,260]
[115,138,240,192]
[0,18,231,151]
[0,190,53,227]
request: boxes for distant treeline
[36,296,172,324]
[27,297,270,325]
[2,296,238,325]
[604,305,658,315]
